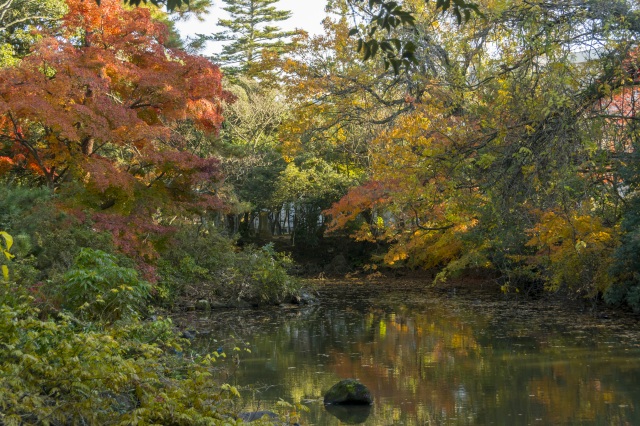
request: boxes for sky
[175,0,329,56]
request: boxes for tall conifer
[210,0,298,75]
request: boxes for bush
[0,185,302,309]
[0,185,52,231]
[234,243,298,304]
[607,198,640,312]
[0,184,117,285]
[525,211,616,299]
[0,280,246,425]
[59,248,151,321]
[158,226,300,306]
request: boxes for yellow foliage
[526,210,617,295]
[1,231,14,281]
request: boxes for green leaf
[363,44,371,61]
[391,58,401,74]
[380,41,392,52]
[370,40,379,57]
[117,0,189,11]
[453,7,462,23]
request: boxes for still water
[181,280,640,425]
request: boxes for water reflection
[179,281,640,425]
[325,404,372,424]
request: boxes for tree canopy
[3,0,640,309]
[0,0,232,270]
[4,2,640,422]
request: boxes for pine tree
[210,0,298,75]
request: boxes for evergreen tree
[210,0,298,75]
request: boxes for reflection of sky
[180,282,640,425]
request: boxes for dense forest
[1,0,640,423]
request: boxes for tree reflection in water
[178,280,640,425]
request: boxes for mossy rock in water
[323,379,373,405]
[195,299,210,311]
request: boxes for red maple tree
[0,0,233,273]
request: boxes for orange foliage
[0,0,232,190]
[0,0,233,277]
[325,104,484,268]
[325,180,395,234]
[0,156,13,175]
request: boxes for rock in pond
[194,299,210,311]
[290,289,319,305]
[238,410,278,422]
[323,379,373,405]
[180,329,196,340]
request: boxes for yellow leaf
[0,231,13,251]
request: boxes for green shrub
[158,227,300,306]
[236,243,298,304]
[0,185,52,231]
[59,248,150,321]
[0,184,117,285]
[0,280,245,426]
[607,198,640,312]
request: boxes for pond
[177,280,640,425]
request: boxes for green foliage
[274,159,355,209]
[608,197,640,312]
[33,220,116,279]
[347,0,481,73]
[0,196,265,424]
[217,77,289,215]
[158,226,300,305]
[60,248,151,321]
[0,0,67,65]
[0,185,117,284]
[274,398,310,425]
[241,243,298,303]
[0,185,52,230]
[0,280,244,425]
[209,0,300,75]
[274,158,357,246]
[157,227,238,302]
[0,184,301,310]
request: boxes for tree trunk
[258,210,271,238]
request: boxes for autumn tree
[303,0,640,300]
[281,11,409,169]
[0,0,232,271]
[277,9,404,245]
